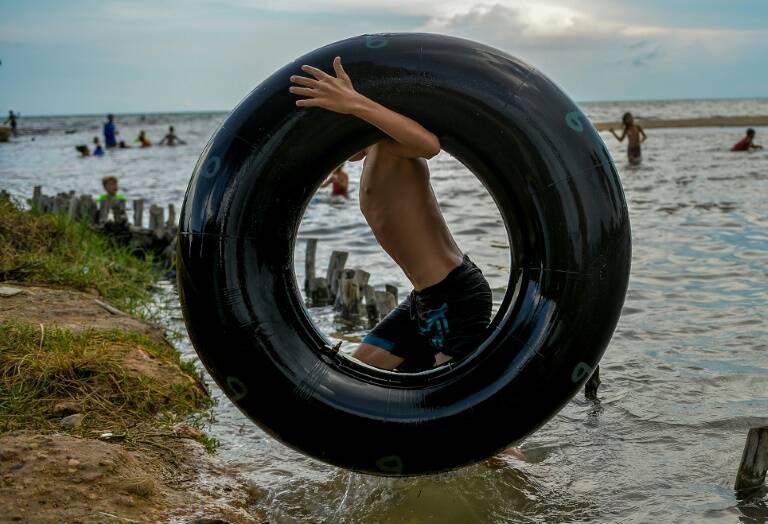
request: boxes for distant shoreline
[14,96,768,119]
[593,115,768,131]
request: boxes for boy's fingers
[301,65,330,80]
[289,86,316,97]
[296,98,320,107]
[290,75,318,88]
[333,56,349,79]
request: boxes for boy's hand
[289,57,363,114]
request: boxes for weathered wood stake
[133,199,144,228]
[326,251,349,301]
[363,285,378,325]
[67,195,78,220]
[32,186,42,209]
[148,205,164,232]
[335,269,362,319]
[585,365,601,400]
[304,238,318,293]
[77,195,96,223]
[309,277,330,307]
[735,426,768,493]
[167,203,176,227]
[374,290,397,319]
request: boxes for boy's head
[747,128,756,138]
[622,112,634,127]
[169,126,174,132]
[102,176,118,196]
[93,136,101,145]
[107,114,114,122]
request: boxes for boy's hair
[102,176,118,188]
[747,128,755,137]
[622,112,633,128]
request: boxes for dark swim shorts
[362,254,493,372]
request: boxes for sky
[1,0,766,115]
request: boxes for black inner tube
[177,33,631,476]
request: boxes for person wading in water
[290,57,492,373]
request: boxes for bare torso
[359,142,463,290]
[626,125,642,148]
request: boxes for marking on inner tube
[201,156,221,178]
[571,362,593,383]
[376,455,403,474]
[226,376,248,401]
[365,35,388,49]
[565,111,585,132]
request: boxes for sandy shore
[593,115,768,131]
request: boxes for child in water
[136,130,152,147]
[610,112,647,165]
[731,128,763,151]
[290,57,492,372]
[321,164,349,198]
[159,126,186,146]
[93,137,104,156]
[98,176,126,204]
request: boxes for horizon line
[12,95,768,119]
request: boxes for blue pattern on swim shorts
[419,303,450,349]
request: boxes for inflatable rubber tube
[177,33,631,476]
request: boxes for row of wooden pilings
[27,186,178,265]
[303,238,398,326]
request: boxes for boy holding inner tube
[290,57,492,372]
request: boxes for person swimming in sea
[159,125,186,146]
[136,130,152,147]
[289,57,492,373]
[731,128,763,151]
[75,145,90,157]
[610,112,647,165]
[320,163,349,198]
[93,137,104,156]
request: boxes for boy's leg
[352,294,436,371]
[352,343,404,370]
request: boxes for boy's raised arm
[289,57,440,159]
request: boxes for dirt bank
[0,284,265,523]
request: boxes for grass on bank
[0,197,157,315]
[0,321,213,449]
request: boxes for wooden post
[113,199,127,223]
[32,186,42,209]
[326,251,348,301]
[335,269,362,319]
[352,269,370,317]
[304,238,318,294]
[67,194,78,219]
[97,198,109,223]
[385,284,399,303]
[363,285,379,326]
[374,290,397,319]
[585,365,601,400]
[78,195,96,223]
[133,199,144,228]
[52,192,69,213]
[148,205,164,232]
[309,277,330,307]
[167,203,176,227]
[735,426,768,493]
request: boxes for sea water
[1,98,767,522]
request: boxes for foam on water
[2,99,768,522]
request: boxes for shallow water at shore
[3,99,768,522]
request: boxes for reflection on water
[2,99,768,522]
